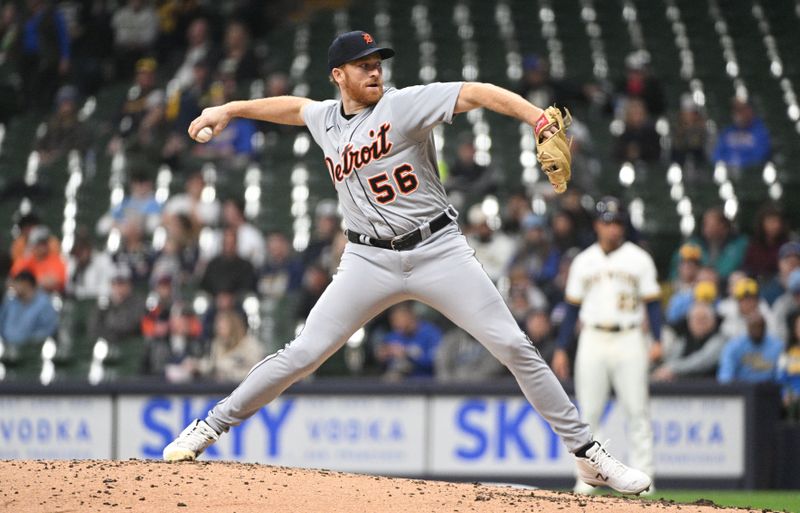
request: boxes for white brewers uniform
[565,241,660,479]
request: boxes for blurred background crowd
[0,0,798,420]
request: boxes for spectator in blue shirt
[718,313,783,383]
[376,302,442,379]
[509,213,561,287]
[665,245,708,325]
[712,98,771,169]
[113,171,161,221]
[778,312,800,419]
[0,270,58,346]
[19,0,71,110]
[98,169,162,236]
[191,78,256,168]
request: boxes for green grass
[637,490,800,512]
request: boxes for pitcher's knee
[296,349,328,375]
[281,342,327,375]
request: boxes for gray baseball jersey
[302,83,461,237]
[198,82,594,457]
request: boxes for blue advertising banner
[429,396,744,477]
[116,395,426,474]
[0,392,745,479]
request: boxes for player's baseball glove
[534,106,572,194]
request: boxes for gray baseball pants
[205,225,592,452]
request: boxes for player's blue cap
[595,196,627,224]
[328,31,395,72]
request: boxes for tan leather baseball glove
[533,106,572,194]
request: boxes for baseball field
[638,490,799,512]
[1,460,793,513]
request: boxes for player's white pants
[206,225,592,452]
[574,327,654,479]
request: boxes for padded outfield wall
[0,380,783,489]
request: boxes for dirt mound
[0,460,765,512]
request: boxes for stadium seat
[0,339,45,382]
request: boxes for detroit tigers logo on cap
[327,30,395,71]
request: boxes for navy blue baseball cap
[595,196,628,223]
[328,31,395,72]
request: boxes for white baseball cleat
[638,484,657,497]
[574,441,652,495]
[163,419,220,462]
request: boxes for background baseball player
[163,30,651,495]
[552,196,663,494]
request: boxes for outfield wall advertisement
[0,396,112,459]
[429,396,744,478]
[116,395,426,474]
[0,393,744,479]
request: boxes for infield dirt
[0,460,773,512]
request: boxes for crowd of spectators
[0,1,796,419]
[6,185,800,416]
[515,49,773,190]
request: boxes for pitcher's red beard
[342,76,384,106]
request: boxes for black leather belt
[590,324,638,333]
[346,206,457,251]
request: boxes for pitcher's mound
[0,460,765,512]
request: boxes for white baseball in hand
[195,126,214,143]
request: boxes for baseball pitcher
[163,31,651,495]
